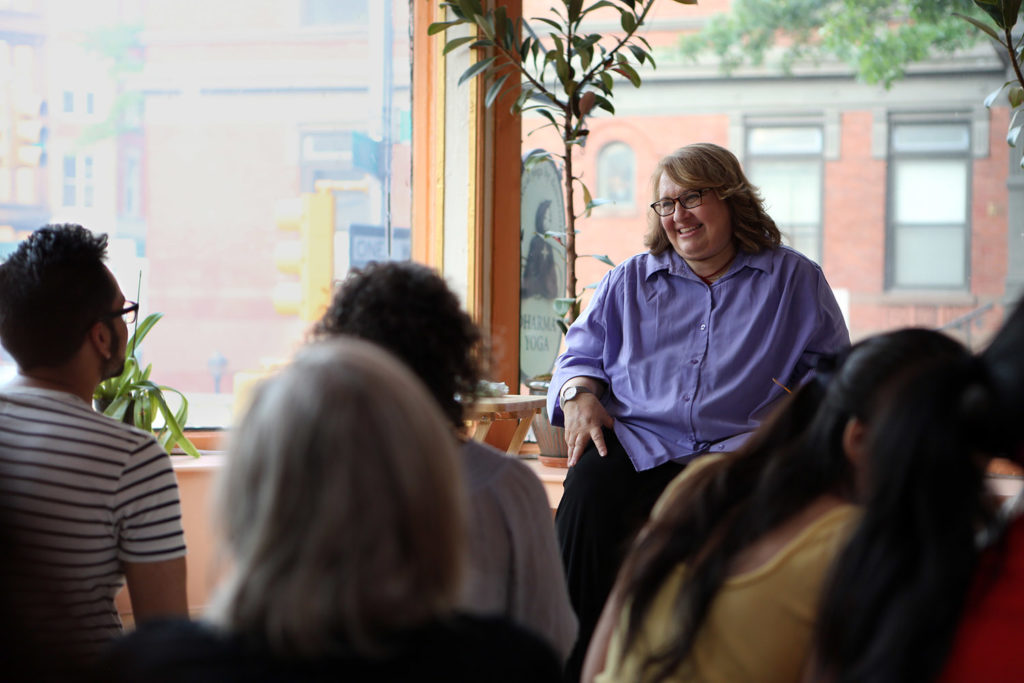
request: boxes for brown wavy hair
[645,143,781,256]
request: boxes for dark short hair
[645,143,782,256]
[313,261,485,431]
[0,224,113,370]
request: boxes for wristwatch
[561,385,595,404]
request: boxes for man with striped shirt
[0,224,187,661]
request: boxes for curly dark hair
[0,224,113,370]
[313,261,485,432]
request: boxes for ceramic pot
[527,380,568,468]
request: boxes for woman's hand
[563,393,615,467]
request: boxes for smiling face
[657,173,736,277]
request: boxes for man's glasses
[650,189,708,216]
[105,301,139,325]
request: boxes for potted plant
[93,312,201,458]
[430,0,695,329]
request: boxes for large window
[596,141,635,211]
[745,124,824,263]
[61,153,94,208]
[887,119,971,289]
[0,0,412,425]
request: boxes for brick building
[522,0,1017,348]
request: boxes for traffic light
[273,190,334,321]
[14,94,46,167]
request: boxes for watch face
[563,386,578,401]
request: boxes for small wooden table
[467,394,547,455]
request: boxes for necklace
[696,257,734,285]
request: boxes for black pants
[555,429,685,682]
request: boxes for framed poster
[520,154,566,381]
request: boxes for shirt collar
[646,245,775,282]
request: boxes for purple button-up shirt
[548,246,849,471]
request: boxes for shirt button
[699,323,706,330]
[690,359,699,365]
[683,394,691,401]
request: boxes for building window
[596,141,635,210]
[745,125,824,263]
[62,155,76,205]
[85,92,95,115]
[62,154,94,207]
[887,120,970,289]
[62,90,74,113]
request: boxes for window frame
[595,140,637,214]
[743,122,825,263]
[885,115,972,291]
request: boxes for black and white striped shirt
[0,386,186,658]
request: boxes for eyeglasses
[105,301,139,325]
[650,189,709,216]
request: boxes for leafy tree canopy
[678,0,990,88]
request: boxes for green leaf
[1008,124,1022,147]
[585,198,614,210]
[594,95,615,114]
[519,36,532,62]
[954,11,1004,42]
[152,387,201,458]
[477,13,496,40]
[126,312,163,350]
[535,17,563,34]
[536,108,560,128]
[455,0,482,19]
[556,319,569,336]
[613,62,642,87]
[428,21,461,36]
[553,297,578,316]
[973,0,1011,29]
[493,5,509,46]
[442,35,477,55]
[985,82,1011,108]
[568,0,584,23]
[582,183,594,217]
[620,11,637,33]
[1002,0,1022,29]
[1009,108,1024,145]
[627,44,648,65]
[457,56,497,87]
[485,73,512,108]
[1012,86,1024,109]
[583,1,620,12]
[582,254,615,267]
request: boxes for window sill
[866,290,977,307]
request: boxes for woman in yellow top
[583,328,966,683]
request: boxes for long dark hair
[616,329,965,682]
[812,301,1024,683]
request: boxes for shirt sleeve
[789,267,850,386]
[547,269,617,426]
[113,437,187,563]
